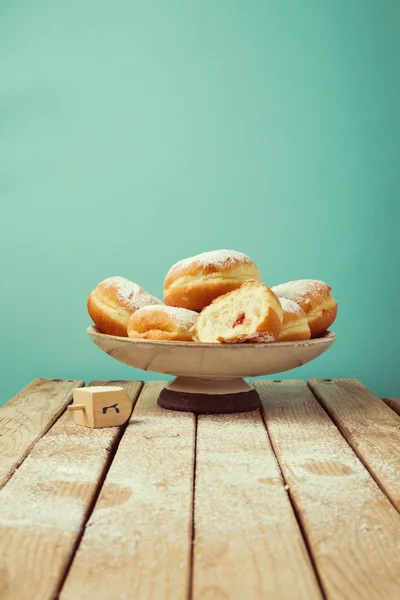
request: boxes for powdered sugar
[279,297,304,315]
[167,249,255,277]
[272,280,330,304]
[133,305,198,327]
[72,401,195,566]
[0,482,84,530]
[195,412,294,543]
[0,428,113,531]
[102,276,162,310]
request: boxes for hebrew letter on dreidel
[102,403,120,414]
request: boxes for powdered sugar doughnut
[195,280,282,343]
[164,249,260,311]
[127,305,198,342]
[88,276,162,337]
[272,279,337,338]
[276,298,311,341]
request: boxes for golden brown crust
[87,277,161,337]
[272,280,338,338]
[307,302,338,337]
[127,306,198,342]
[164,278,254,312]
[164,250,260,311]
[164,259,258,288]
[87,291,130,337]
[276,298,311,342]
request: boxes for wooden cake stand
[87,327,335,413]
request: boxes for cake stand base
[157,377,261,414]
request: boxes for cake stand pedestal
[157,377,260,413]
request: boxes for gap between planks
[256,380,400,600]
[60,382,196,600]
[0,380,142,600]
[382,397,400,417]
[191,408,322,600]
[309,379,400,512]
[258,405,327,600]
[3,378,399,600]
[0,378,84,489]
[188,414,198,600]
[62,385,322,600]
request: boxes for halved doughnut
[195,280,283,343]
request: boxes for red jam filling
[233,313,246,328]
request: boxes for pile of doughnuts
[87,250,338,343]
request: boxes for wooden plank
[0,378,84,489]
[192,410,322,600]
[382,397,400,417]
[256,380,400,600]
[309,379,400,511]
[60,381,196,600]
[0,380,142,600]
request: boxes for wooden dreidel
[68,386,132,428]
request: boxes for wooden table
[0,378,399,600]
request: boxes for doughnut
[127,305,198,342]
[195,280,283,343]
[276,298,311,341]
[272,279,337,338]
[88,276,162,337]
[164,249,260,312]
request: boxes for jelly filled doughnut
[276,298,311,341]
[127,305,198,342]
[163,249,260,312]
[88,276,162,337]
[195,280,282,343]
[272,279,338,338]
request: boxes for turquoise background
[1,1,399,405]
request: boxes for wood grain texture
[192,409,322,600]
[256,380,400,600]
[0,378,84,489]
[60,381,196,600]
[309,379,400,511]
[0,380,142,600]
[382,397,400,417]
